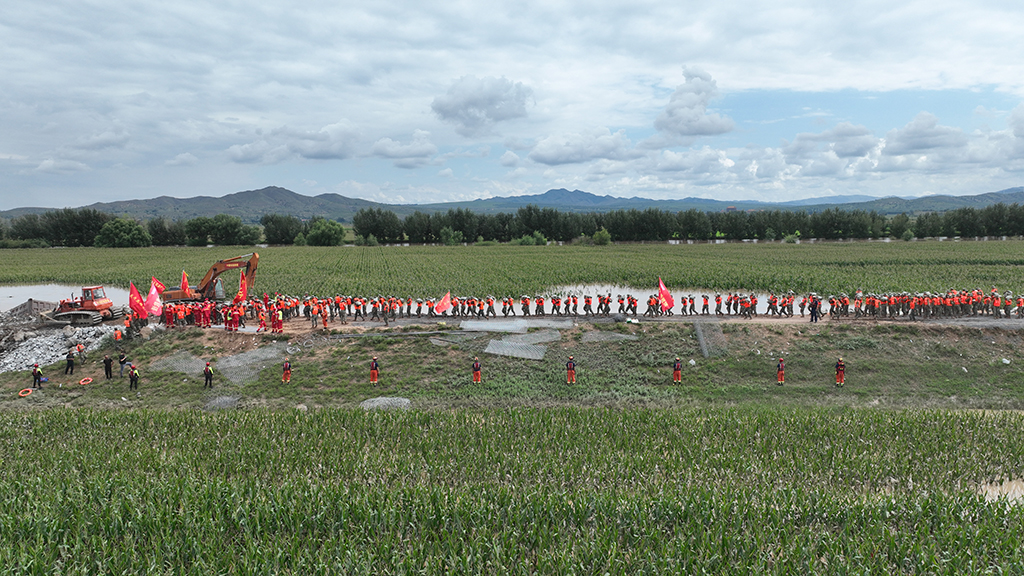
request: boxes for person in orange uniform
[370,356,380,384]
[472,357,482,383]
[566,356,576,384]
[835,357,845,387]
[673,357,682,384]
[776,357,785,386]
[282,358,291,383]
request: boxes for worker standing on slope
[472,357,482,383]
[673,357,682,384]
[103,355,113,380]
[370,356,380,384]
[835,357,845,387]
[128,365,140,390]
[203,362,214,388]
[31,364,43,389]
[777,357,785,386]
[282,358,291,383]
[566,356,576,384]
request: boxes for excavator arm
[196,253,259,299]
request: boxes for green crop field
[2,240,1024,297]
[0,408,1021,574]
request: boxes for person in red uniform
[777,357,785,386]
[673,357,682,383]
[370,356,379,384]
[282,358,291,383]
[835,357,845,387]
[566,356,576,384]
[472,357,482,383]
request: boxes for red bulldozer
[42,286,127,326]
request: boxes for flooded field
[0,284,131,313]
[549,283,784,315]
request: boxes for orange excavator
[160,253,259,303]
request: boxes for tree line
[4,203,1024,248]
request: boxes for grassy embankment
[5,318,1024,411]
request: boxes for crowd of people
[145,286,1024,334]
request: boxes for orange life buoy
[19,389,32,397]
[79,377,93,386]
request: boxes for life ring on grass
[19,389,32,397]
[79,377,93,386]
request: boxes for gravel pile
[0,325,117,373]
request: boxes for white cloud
[34,158,90,173]
[499,150,520,167]
[882,112,968,156]
[72,128,130,151]
[652,67,734,140]
[529,127,641,165]
[370,130,438,169]
[166,152,198,166]
[437,168,453,178]
[432,75,533,137]
[282,121,360,160]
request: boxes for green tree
[305,219,346,246]
[148,217,187,246]
[184,216,214,246]
[888,213,910,239]
[9,213,45,241]
[592,227,612,245]
[93,218,152,248]
[439,226,463,246]
[260,214,304,245]
[39,208,113,246]
[352,208,404,243]
[403,211,435,244]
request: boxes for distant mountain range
[3,186,1024,224]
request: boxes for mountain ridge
[2,186,1023,224]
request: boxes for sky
[3,0,1024,211]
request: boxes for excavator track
[50,310,103,326]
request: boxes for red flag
[435,291,452,313]
[657,277,675,312]
[180,270,189,294]
[151,276,166,294]
[128,281,148,317]
[144,280,163,316]
[233,272,248,304]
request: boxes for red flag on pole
[180,270,189,295]
[657,277,675,312]
[233,272,248,304]
[151,276,166,294]
[144,279,163,316]
[435,291,452,313]
[129,281,148,317]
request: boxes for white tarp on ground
[461,320,528,333]
[503,329,561,345]
[484,340,547,360]
[581,331,638,343]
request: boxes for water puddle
[0,284,132,313]
[548,284,800,315]
[979,479,1024,504]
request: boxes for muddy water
[547,283,807,316]
[0,284,131,313]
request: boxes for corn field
[2,241,1024,298]
[0,408,1021,573]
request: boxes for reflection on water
[0,284,131,313]
[548,284,807,316]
